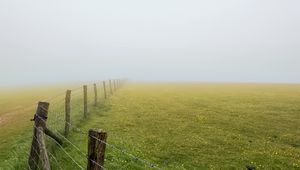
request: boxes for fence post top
[37,101,50,105]
[88,129,107,134]
[36,102,50,114]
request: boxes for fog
[1,0,300,86]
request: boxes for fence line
[50,115,162,170]
[3,79,162,170]
[27,80,128,169]
[33,122,85,170]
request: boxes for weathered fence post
[87,129,107,170]
[28,102,50,170]
[44,128,63,145]
[83,85,88,118]
[103,81,107,99]
[65,90,71,137]
[113,80,116,91]
[94,83,98,106]
[109,80,113,95]
[36,126,51,170]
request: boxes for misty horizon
[1,0,300,86]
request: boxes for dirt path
[0,105,35,126]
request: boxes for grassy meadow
[1,83,300,169]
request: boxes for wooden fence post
[94,83,98,106]
[83,85,88,118]
[87,129,107,170]
[65,90,71,137]
[103,81,107,99]
[28,102,50,170]
[113,80,116,91]
[36,126,51,170]
[109,80,113,95]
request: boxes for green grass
[0,84,94,169]
[1,83,300,169]
[0,85,71,167]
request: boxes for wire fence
[46,114,162,170]
[1,79,162,170]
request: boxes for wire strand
[33,125,85,170]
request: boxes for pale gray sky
[1,0,300,86]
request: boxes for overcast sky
[0,0,300,86]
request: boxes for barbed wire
[34,95,162,170]
[3,80,128,169]
[49,115,162,170]
[41,91,66,103]
[45,122,106,170]
[0,80,110,116]
[33,105,104,169]
[53,130,88,166]
[33,124,85,170]
[90,135,162,170]
[47,150,63,170]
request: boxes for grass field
[1,83,300,169]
